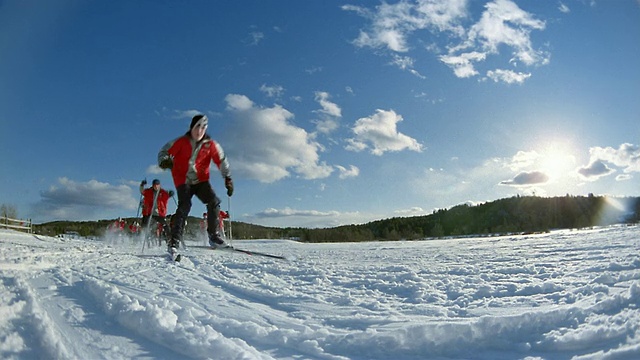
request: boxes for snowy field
[1,225,640,360]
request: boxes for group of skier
[108,218,137,234]
[107,180,171,240]
[114,114,233,259]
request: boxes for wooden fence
[1,216,33,233]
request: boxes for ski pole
[137,178,147,217]
[135,178,146,245]
[133,178,145,238]
[227,196,233,246]
[135,193,143,219]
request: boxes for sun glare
[538,144,577,182]
[595,196,634,226]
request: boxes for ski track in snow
[1,226,640,359]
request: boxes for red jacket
[141,188,170,217]
[158,134,230,187]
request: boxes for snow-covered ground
[2,225,640,360]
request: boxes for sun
[538,144,577,182]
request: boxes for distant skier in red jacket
[158,114,234,256]
[139,178,173,239]
[109,218,126,233]
[200,212,208,232]
[129,221,140,234]
[218,210,229,237]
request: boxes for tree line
[1,204,18,219]
[30,194,640,242]
[289,194,639,243]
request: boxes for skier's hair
[190,114,208,130]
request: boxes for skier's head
[152,179,160,188]
[190,114,208,141]
[190,114,208,130]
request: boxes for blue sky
[1,0,639,228]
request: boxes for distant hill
[33,194,639,242]
[293,194,639,243]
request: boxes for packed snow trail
[1,226,640,359]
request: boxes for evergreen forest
[33,195,640,243]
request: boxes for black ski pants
[170,181,221,245]
[142,215,170,236]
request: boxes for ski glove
[225,177,234,197]
[159,157,173,170]
[140,179,147,187]
[168,190,175,197]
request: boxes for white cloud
[346,0,548,83]
[247,31,264,45]
[343,0,467,51]
[146,164,164,175]
[335,165,360,179]
[500,171,550,186]
[248,207,379,228]
[171,109,201,119]
[260,84,285,98]
[508,150,539,170]
[33,178,137,221]
[224,94,334,183]
[314,91,341,117]
[467,0,547,66]
[440,51,486,78]
[305,66,323,74]
[486,69,531,84]
[225,94,253,111]
[558,2,570,14]
[313,91,342,134]
[578,143,640,181]
[389,54,427,78]
[588,143,640,173]
[314,119,339,135]
[376,28,408,52]
[414,0,468,34]
[345,109,424,156]
[578,160,615,181]
[394,207,426,216]
[409,69,425,79]
[42,178,135,208]
[255,207,340,218]
[344,1,412,51]
[344,1,467,75]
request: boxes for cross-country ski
[190,244,288,260]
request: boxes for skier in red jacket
[218,210,229,236]
[158,114,233,256]
[139,178,173,240]
[200,212,208,232]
